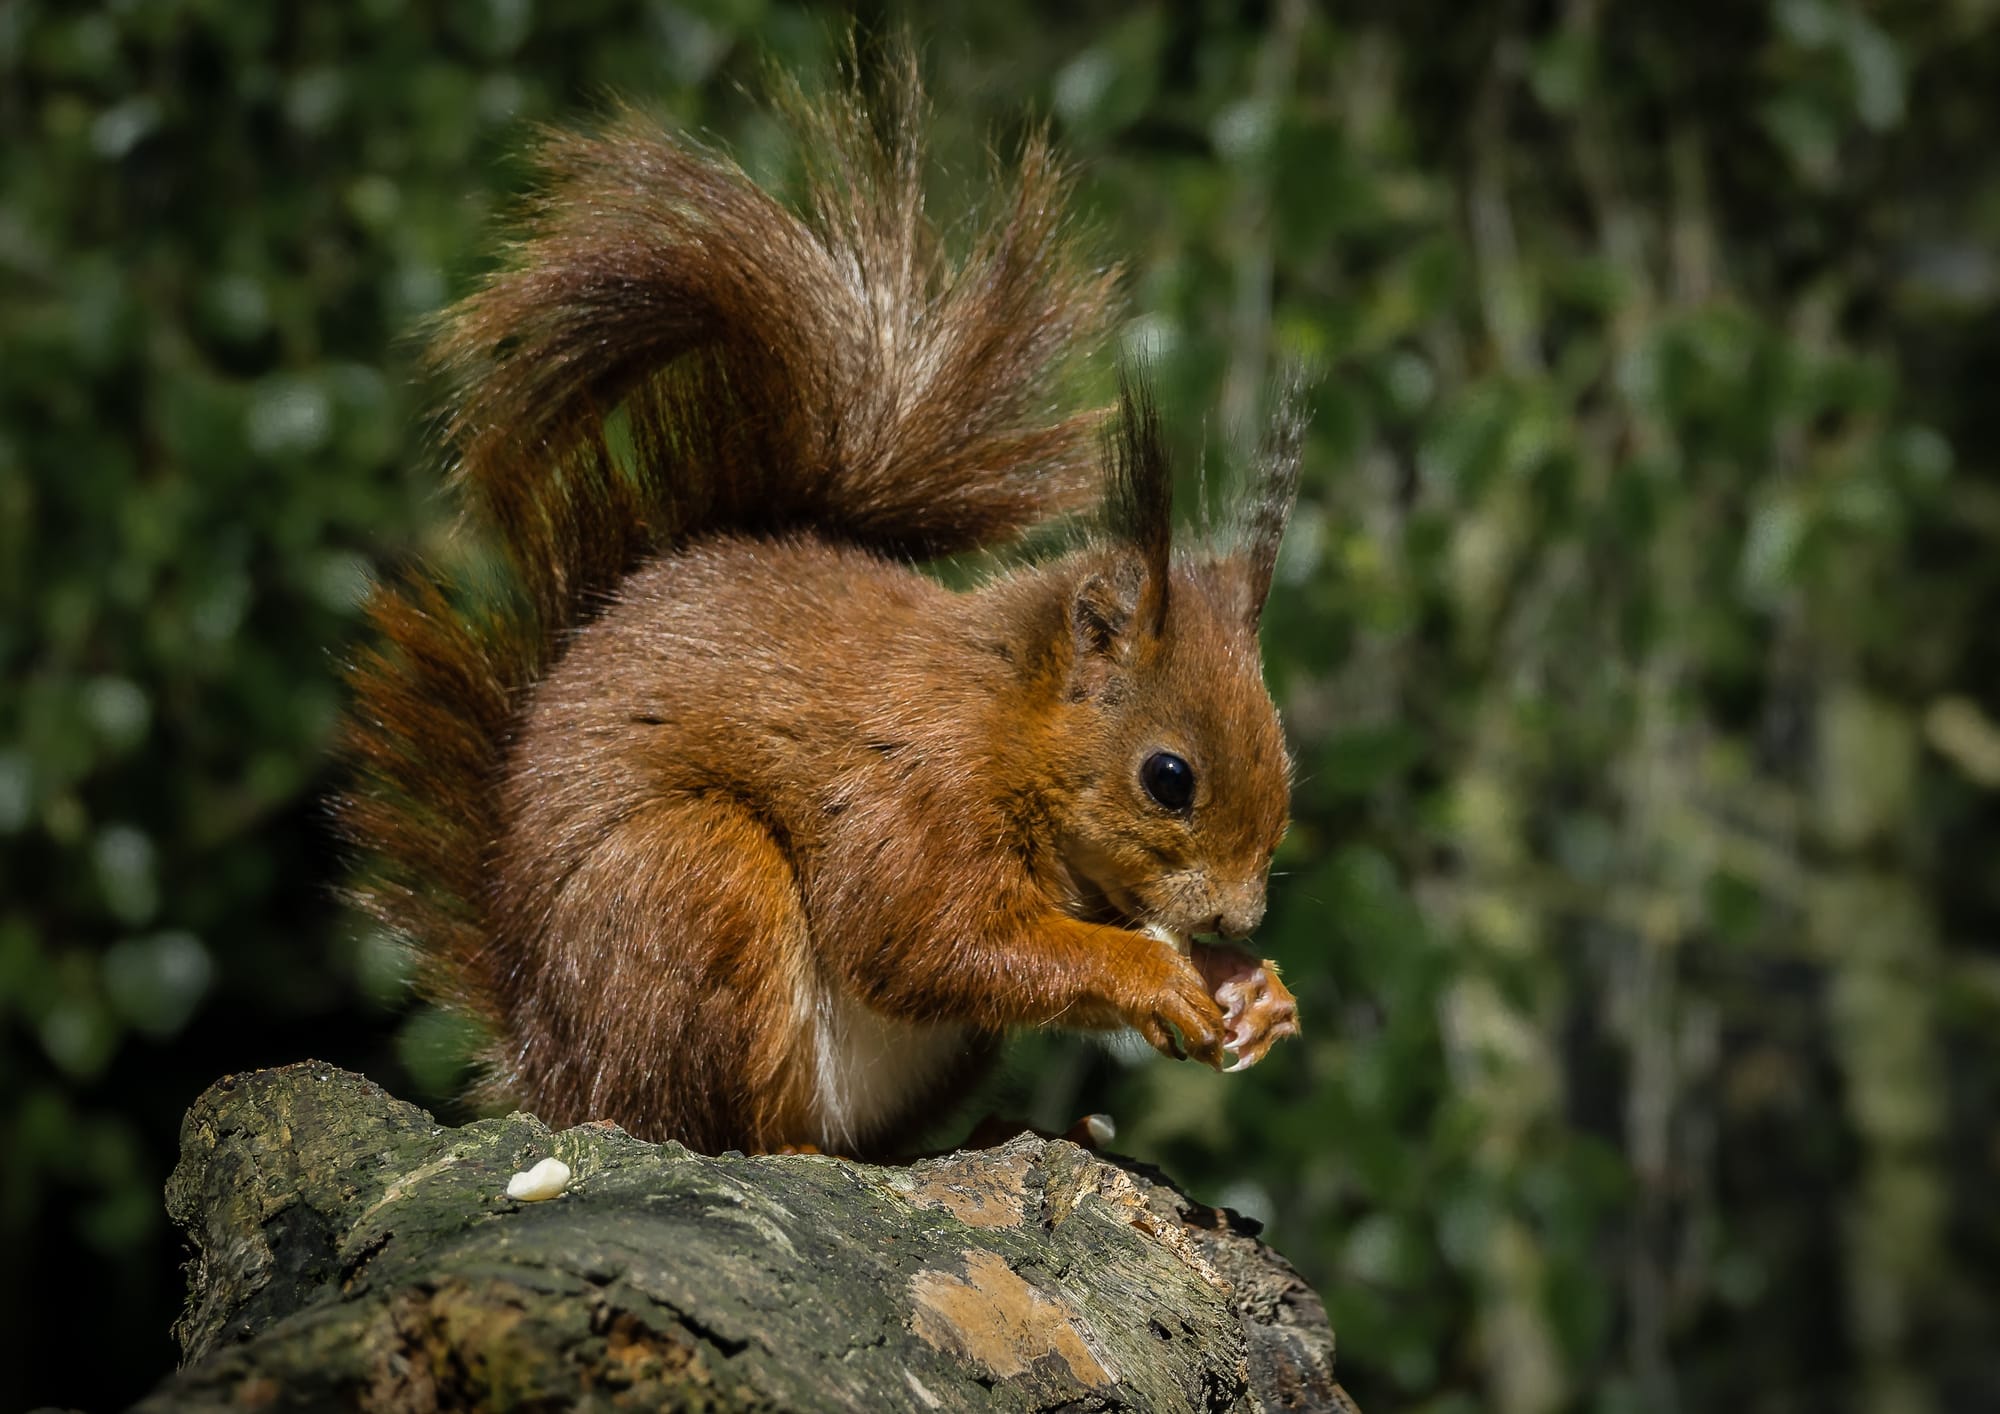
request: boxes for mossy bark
[141,1063,1356,1412]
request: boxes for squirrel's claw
[1224,1014,1300,1072]
[1133,977,1228,1069]
[1119,939,1232,1068]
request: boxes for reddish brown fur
[340,51,1304,1156]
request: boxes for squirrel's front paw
[1191,943,1300,1072]
[1126,966,1228,1071]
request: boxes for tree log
[139,1063,1358,1412]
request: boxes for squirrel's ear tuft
[1224,363,1311,629]
[1105,364,1172,639]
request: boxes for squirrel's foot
[1190,943,1300,1072]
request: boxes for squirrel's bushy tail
[339,52,1116,1041]
[441,50,1115,558]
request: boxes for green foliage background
[6,1,2000,1409]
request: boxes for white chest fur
[809,986,968,1152]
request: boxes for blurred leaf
[396,1005,486,1103]
[102,932,213,1039]
[92,824,158,928]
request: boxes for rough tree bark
[137,1063,1358,1412]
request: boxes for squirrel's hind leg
[502,793,820,1153]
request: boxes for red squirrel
[340,55,1304,1158]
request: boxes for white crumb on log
[505,1156,572,1201]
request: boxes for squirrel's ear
[1067,556,1156,699]
[1106,364,1172,639]
[1224,364,1310,629]
[1069,553,1149,655]
[1071,572,1130,661]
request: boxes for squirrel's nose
[1211,897,1265,941]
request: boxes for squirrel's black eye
[1141,752,1195,812]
